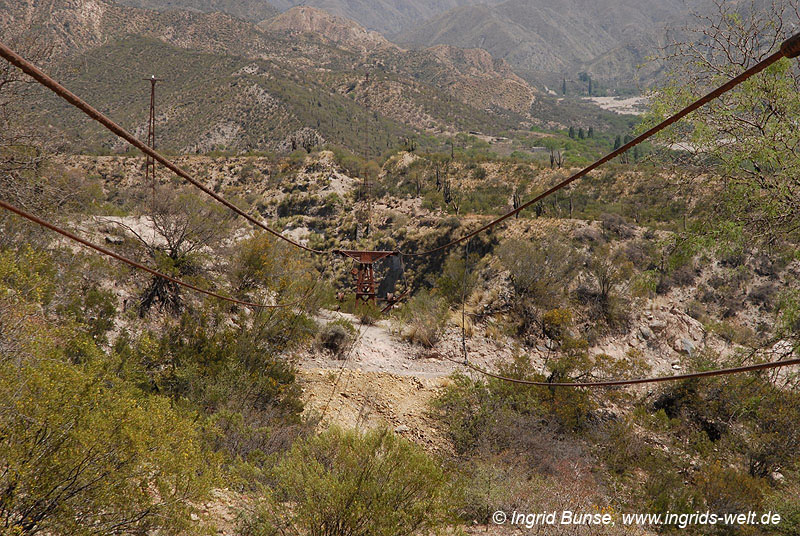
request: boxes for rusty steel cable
[5,34,799,260]
[0,198,312,309]
[441,353,800,388]
[406,32,800,257]
[0,40,326,256]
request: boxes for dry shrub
[395,290,449,347]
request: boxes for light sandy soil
[583,96,649,115]
[296,310,520,451]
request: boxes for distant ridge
[114,0,279,22]
[260,6,398,53]
[3,0,537,154]
[396,0,706,87]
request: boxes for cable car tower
[143,75,164,198]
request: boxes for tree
[580,245,633,327]
[109,187,231,315]
[569,126,576,139]
[242,427,453,536]
[588,127,594,138]
[578,127,585,139]
[0,32,91,247]
[562,77,567,95]
[613,135,622,150]
[645,0,800,245]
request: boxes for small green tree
[645,1,800,245]
[497,237,578,308]
[581,245,633,327]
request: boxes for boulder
[639,326,654,340]
[104,235,124,245]
[673,337,696,357]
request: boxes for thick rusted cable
[441,354,800,388]
[0,198,310,309]
[4,33,799,260]
[407,32,800,257]
[0,40,325,255]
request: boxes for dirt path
[296,310,518,451]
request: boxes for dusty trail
[296,310,516,450]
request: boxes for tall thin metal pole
[143,75,164,203]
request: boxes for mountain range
[2,0,538,154]
[105,0,710,88]
[116,0,507,35]
[395,0,702,87]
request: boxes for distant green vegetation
[36,35,518,158]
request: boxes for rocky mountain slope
[265,0,508,35]
[115,0,279,21]
[4,0,537,153]
[58,149,798,452]
[259,5,397,53]
[395,0,704,88]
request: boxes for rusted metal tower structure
[338,250,397,309]
[143,75,164,198]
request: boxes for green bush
[116,311,311,469]
[233,232,320,308]
[0,358,215,536]
[395,290,449,347]
[576,245,633,329]
[496,236,578,308]
[240,427,453,536]
[315,318,356,357]
[435,250,479,305]
[354,300,382,325]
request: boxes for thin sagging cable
[3,33,799,261]
[0,198,309,309]
[460,239,470,364]
[441,353,800,388]
[0,40,326,256]
[405,32,800,257]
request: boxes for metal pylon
[143,75,164,200]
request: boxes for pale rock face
[261,6,398,54]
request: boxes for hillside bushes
[395,290,449,347]
[240,427,453,536]
[0,358,216,536]
[315,318,356,357]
